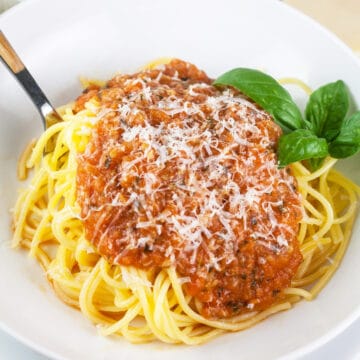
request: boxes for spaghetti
[12,60,359,344]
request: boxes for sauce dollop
[76,59,303,319]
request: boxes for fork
[0,30,62,129]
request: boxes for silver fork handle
[0,30,58,128]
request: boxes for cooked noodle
[12,67,359,344]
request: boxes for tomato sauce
[76,59,303,319]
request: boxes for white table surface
[1,0,359,358]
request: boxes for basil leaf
[213,68,304,133]
[278,129,328,167]
[329,111,360,158]
[307,157,325,172]
[305,80,349,141]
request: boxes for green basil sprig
[305,80,349,141]
[213,68,304,133]
[329,112,360,158]
[213,68,360,169]
[277,129,328,167]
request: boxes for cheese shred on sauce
[76,59,303,319]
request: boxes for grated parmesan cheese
[76,59,304,318]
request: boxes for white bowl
[0,0,359,359]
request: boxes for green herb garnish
[277,129,328,166]
[305,80,349,141]
[213,68,304,133]
[213,68,360,170]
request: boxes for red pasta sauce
[76,59,303,319]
